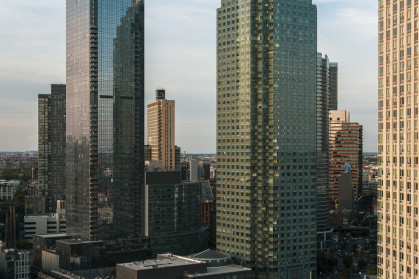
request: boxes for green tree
[22,169,32,182]
[358,259,367,270]
[367,267,377,275]
[317,251,338,275]
[340,268,350,279]
[352,243,357,253]
[343,255,353,269]
[16,239,32,250]
[14,188,25,203]
[1,169,19,180]
[327,254,338,269]
[317,251,328,275]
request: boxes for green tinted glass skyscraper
[216,1,317,278]
[66,0,145,241]
[38,84,66,214]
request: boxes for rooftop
[118,255,203,271]
[186,265,252,277]
[34,233,67,238]
[189,249,230,260]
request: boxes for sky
[0,0,377,153]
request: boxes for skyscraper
[66,0,145,241]
[377,0,417,278]
[317,53,338,111]
[329,110,363,208]
[329,62,338,111]
[147,89,176,171]
[316,53,331,249]
[216,1,318,278]
[38,84,66,213]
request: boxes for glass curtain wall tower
[38,84,66,214]
[316,53,331,249]
[216,1,317,278]
[66,0,145,241]
[329,62,338,111]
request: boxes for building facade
[329,62,338,111]
[147,89,176,171]
[0,244,30,279]
[0,181,16,201]
[146,172,207,256]
[216,1,318,278]
[329,110,363,208]
[66,0,145,241]
[24,206,66,240]
[377,0,419,278]
[316,53,334,249]
[117,252,252,279]
[38,84,66,213]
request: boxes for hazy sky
[0,0,377,153]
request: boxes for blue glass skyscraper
[66,0,145,241]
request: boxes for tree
[22,169,32,182]
[317,251,338,275]
[343,255,353,269]
[327,254,338,269]
[1,169,19,180]
[16,239,32,250]
[340,268,350,279]
[352,243,357,253]
[14,188,25,203]
[358,259,367,270]
[367,267,377,275]
[317,251,328,275]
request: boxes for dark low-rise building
[146,171,207,256]
[116,252,252,279]
[33,234,71,269]
[33,234,151,278]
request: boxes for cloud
[315,0,377,151]
[0,0,378,153]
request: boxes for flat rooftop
[189,249,230,260]
[118,255,203,271]
[206,265,251,275]
[34,233,67,238]
[58,239,104,245]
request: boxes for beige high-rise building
[378,1,419,278]
[147,89,176,171]
[329,110,363,209]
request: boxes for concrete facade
[24,209,66,240]
[147,89,176,171]
[377,1,419,278]
[329,110,363,208]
